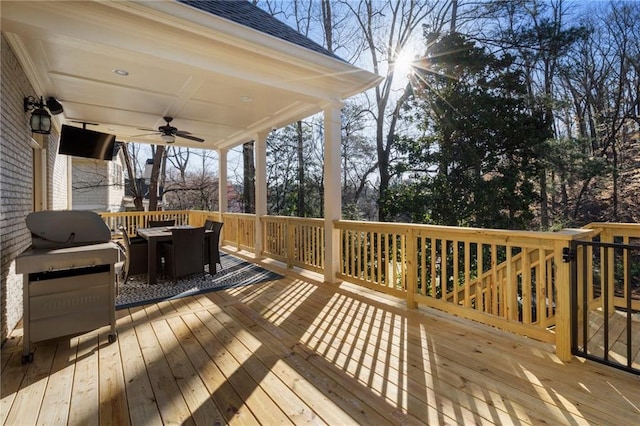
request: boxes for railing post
[286,218,294,269]
[552,229,593,361]
[406,228,417,309]
[505,245,517,321]
[554,237,573,361]
[235,215,240,251]
[600,229,616,315]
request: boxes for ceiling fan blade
[137,127,157,132]
[176,133,205,142]
[130,132,160,138]
[175,130,193,136]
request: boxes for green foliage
[266,122,324,217]
[387,33,547,229]
[543,137,610,182]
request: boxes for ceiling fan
[135,116,204,143]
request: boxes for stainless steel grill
[16,211,119,363]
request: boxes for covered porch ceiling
[1,1,381,151]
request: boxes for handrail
[99,210,192,236]
[334,221,594,350]
[99,210,637,361]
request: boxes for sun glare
[393,49,415,76]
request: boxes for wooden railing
[261,216,325,272]
[100,210,192,236]
[335,220,593,345]
[336,221,408,298]
[188,210,222,227]
[99,210,640,358]
[580,223,640,312]
[221,213,255,251]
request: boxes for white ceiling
[2,1,381,151]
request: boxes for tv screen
[58,125,116,160]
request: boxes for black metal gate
[570,239,640,375]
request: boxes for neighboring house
[71,154,125,213]
[122,178,165,211]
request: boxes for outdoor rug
[115,253,283,310]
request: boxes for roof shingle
[177,0,344,62]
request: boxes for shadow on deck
[2,254,639,425]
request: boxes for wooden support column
[218,148,228,215]
[254,132,268,258]
[553,229,591,362]
[324,104,342,284]
[554,238,573,361]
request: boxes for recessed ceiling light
[113,69,129,76]
[240,96,252,102]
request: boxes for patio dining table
[136,226,218,284]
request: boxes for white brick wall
[0,35,68,343]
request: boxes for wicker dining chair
[161,227,206,280]
[118,225,148,284]
[204,221,224,273]
[148,219,175,228]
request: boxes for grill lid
[26,210,111,249]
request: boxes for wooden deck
[2,258,639,425]
[581,308,640,371]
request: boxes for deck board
[0,341,25,425]
[37,338,76,425]
[68,334,100,425]
[97,332,129,426]
[152,317,223,426]
[2,262,639,425]
[136,313,195,426]
[118,307,164,426]
[584,309,640,371]
[181,312,262,425]
[225,279,581,425]
[4,341,56,425]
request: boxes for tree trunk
[612,141,618,221]
[450,0,458,33]
[296,120,305,217]
[243,141,255,213]
[121,143,144,211]
[148,145,165,211]
[379,81,413,221]
[539,169,548,229]
[321,0,333,51]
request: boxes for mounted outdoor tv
[58,124,116,160]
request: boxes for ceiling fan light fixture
[161,133,175,143]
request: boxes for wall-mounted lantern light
[24,96,64,134]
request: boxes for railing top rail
[221,212,255,218]
[263,216,324,225]
[99,210,193,217]
[584,222,640,236]
[335,219,595,242]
